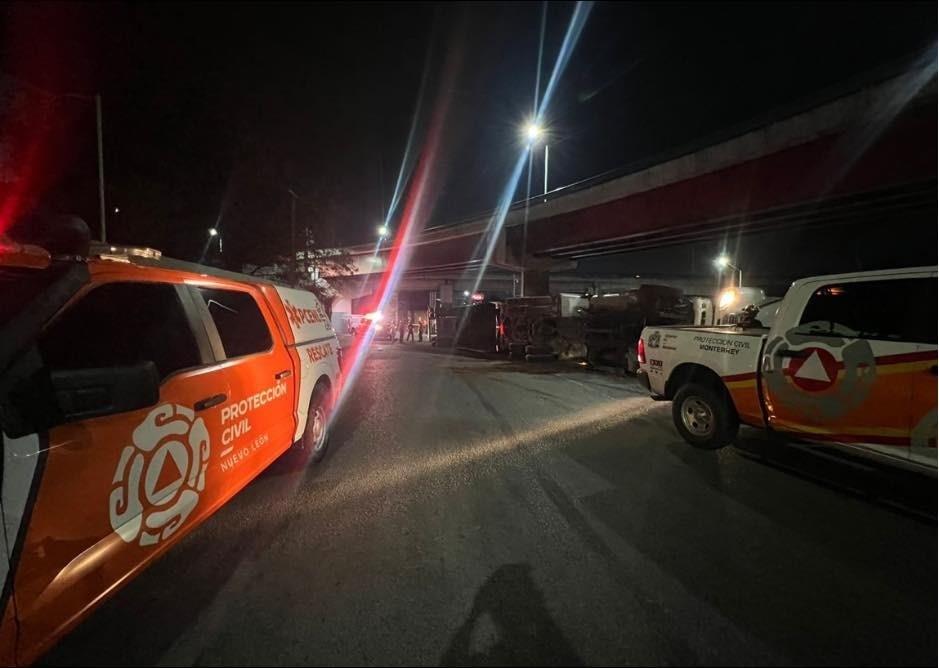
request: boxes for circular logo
[787,346,840,392]
[763,328,876,420]
[109,404,210,547]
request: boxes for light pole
[95,94,107,243]
[524,122,549,198]
[520,121,549,297]
[714,255,743,287]
[208,227,221,254]
[287,188,299,284]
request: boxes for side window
[40,282,202,380]
[197,288,273,358]
[798,277,936,344]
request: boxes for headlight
[718,289,737,309]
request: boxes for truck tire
[301,382,332,462]
[672,383,738,449]
[525,353,555,363]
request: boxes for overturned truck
[500,294,587,362]
[584,285,693,373]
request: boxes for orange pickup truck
[0,230,341,664]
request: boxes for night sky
[0,1,935,267]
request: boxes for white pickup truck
[637,267,937,472]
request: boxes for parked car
[0,224,341,665]
[637,266,937,472]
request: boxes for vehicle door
[761,275,931,464]
[187,285,297,476]
[0,278,219,661]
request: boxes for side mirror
[2,362,160,438]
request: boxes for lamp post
[208,227,221,254]
[714,255,743,287]
[286,187,299,284]
[524,122,549,198]
[520,121,549,297]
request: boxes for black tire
[672,382,738,449]
[301,382,332,462]
[525,353,555,363]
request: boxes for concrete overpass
[333,67,936,315]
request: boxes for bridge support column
[522,269,550,296]
[439,282,453,305]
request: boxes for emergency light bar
[89,241,162,261]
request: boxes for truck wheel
[301,383,332,462]
[672,383,738,449]
[525,353,555,363]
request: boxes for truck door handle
[194,394,227,412]
[775,349,809,359]
[275,369,292,380]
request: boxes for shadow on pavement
[440,563,583,667]
[565,421,937,665]
[732,429,937,520]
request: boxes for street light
[714,255,742,287]
[208,227,222,254]
[525,122,543,143]
[521,121,549,198]
[378,224,389,237]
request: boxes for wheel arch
[665,363,730,404]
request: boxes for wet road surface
[46,343,937,666]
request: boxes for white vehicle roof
[790,265,936,290]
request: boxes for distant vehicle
[360,311,395,342]
[584,285,693,373]
[434,301,501,353]
[500,295,558,360]
[497,293,590,362]
[0,223,341,665]
[637,267,937,472]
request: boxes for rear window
[798,277,936,344]
[198,288,273,358]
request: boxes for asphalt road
[46,343,937,666]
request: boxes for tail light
[637,338,646,364]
